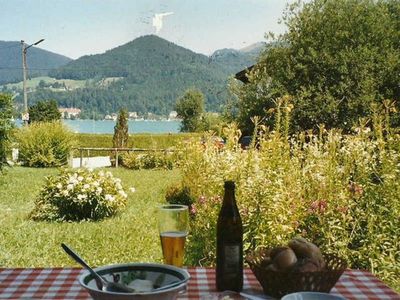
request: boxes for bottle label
[223,244,240,274]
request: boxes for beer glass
[158,204,189,267]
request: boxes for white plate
[281,292,346,300]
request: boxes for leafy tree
[0,93,14,170]
[38,80,47,89]
[175,89,205,132]
[29,100,61,123]
[236,0,400,133]
[113,109,129,148]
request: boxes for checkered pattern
[0,268,398,299]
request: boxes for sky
[0,0,295,59]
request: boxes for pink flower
[190,204,197,215]
[349,182,364,197]
[308,199,328,214]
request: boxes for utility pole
[21,40,28,125]
[21,39,44,125]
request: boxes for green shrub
[165,183,195,207]
[30,168,127,221]
[179,123,400,289]
[16,122,76,167]
[121,151,174,170]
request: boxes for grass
[0,166,181,267]
[3,76,87,90]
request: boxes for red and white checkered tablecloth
[0,268,398,300]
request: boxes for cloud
[152,12,174,34]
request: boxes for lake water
[15,119,181,134]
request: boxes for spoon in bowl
[61,243,134,293]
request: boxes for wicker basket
[246,249,347,298]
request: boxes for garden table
[0,267,398,300]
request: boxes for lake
[15,119,181,134]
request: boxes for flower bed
[30,168,127,221]
[178,125,400,289]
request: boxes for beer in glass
[158,204,189,267]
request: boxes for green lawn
[0,167,180,267]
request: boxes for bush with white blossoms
[30,168,128,221]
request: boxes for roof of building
[59,108,81,113]
[234,65,254,84]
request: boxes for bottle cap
[224,181,235,189]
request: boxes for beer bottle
[216,181,243,292]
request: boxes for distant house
[168,111,178,120]
[129,112,138,119]
[59,107,81,119]
[104,113,117,121]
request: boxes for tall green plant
[0,93,14,170]
[113,109,129,148]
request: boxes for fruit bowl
[246,249,347,299]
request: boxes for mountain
[5,36,263,116]
[239,42,266,55]
[0,41,72,85]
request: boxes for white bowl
[79,263,190,300]
[281,292,345,300]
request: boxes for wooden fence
[74,147,173,168]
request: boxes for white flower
[129,187,136,193]
[92,181,100,187]
[67,184,74,190]
[96,187,103,195]
[119,190,127,198]
[116,183,122,190]
[62,190,69,196]
[56,183,62,189]
[77,194,87,200]
[78,176,84,182]
[105,194,115,202]
[83,184,90,190]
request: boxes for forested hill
[49,35,262,81]
[209,42,265,74]
[41,35,260,115]
[0,41,72,84]
[6,35,263,116]
[50,35,225,80]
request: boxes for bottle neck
[223,187,236,206]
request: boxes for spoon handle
[61,243,104,289]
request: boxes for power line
[0,66,57,70]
